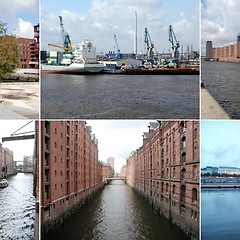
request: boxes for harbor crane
[59,16,72,52]
[144,27,154,62]
[48,16,72,52]
[168,25,180,67]
[114,34,121,58]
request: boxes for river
[202,61,240,118]
[41,74,199,119]
[0,173,35,239]
[201,189,240,240]
[46,180,185,240]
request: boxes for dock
[201,84,231,119]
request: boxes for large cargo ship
[41,39,104,74]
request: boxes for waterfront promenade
[201,85,230,119]
[0,83,39,119]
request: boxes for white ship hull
[41,62,104,74]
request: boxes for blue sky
[201,0,240,53]
[0,0,38,37]
[41,0,199,53]
[201,120,240,168]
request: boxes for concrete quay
[0,82,39,119]
[201,84,231,119]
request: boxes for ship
[41,39,104,74]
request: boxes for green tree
[0,21,18,79]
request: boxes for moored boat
[0,179,9,188]
[42,39,104,74]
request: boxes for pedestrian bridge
[103,177,127,185]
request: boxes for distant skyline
[201,121,240,168]
[41,0,199,54]
[87,120,156,173]
[0,120,35,163]
[201,0,240,54]
[0,0,38,38]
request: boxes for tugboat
[0,178,9,188]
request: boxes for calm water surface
[202,61,240,118]
[46,180,185,240]
[0,173,35,239]
[201,189,240,240]
[41,74,199,119]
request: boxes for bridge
[103,177,127,185]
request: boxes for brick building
[0,23,39,69]
[126,121,199,239]
[0,143,15,178]
[101,161,114,178]
[40,121,104,235]
[205,40,240,62]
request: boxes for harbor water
[41,74,199,119]
[46,180,185,240]
[201,189,240,240]
[0,173,35,239]
[202,61,240,118]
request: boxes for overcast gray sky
[201,0,240,54]
[0,120,35,163]
[201,120,240,168]
[87,120,156,173]
[41,0,199,54]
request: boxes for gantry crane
[168,25,180,67]
[144,27,154,62]
[48,16,72,52]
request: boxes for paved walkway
[0,83,39,119]
[201,86,231,119]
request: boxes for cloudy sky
[41,0,199,54]
[201,0,240,53]
[87,120,156,173]
[201,120,240,168]
[0,0,38,38]
[0,120,35,163]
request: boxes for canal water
[201,189,240,240]
[0,173,35,239]
[202,61,240,118]
[46,180,185,240]
[41,74,199,119]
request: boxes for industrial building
[40,121,104,236]
[126,121,199,239]
[0,143,16,178]
[205,34,240,62]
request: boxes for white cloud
[201,0,240,51]
[0,0,38,17]
[15,18,34,38]
[41,0,199,54]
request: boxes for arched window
[192,188,197,204]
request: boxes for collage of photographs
[0,0,239,239]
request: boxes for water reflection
[0,173,35,239]
[47,180,184,240]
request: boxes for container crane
[168,25,180,67]
[144,27,154,62]
[114,34,121,58]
